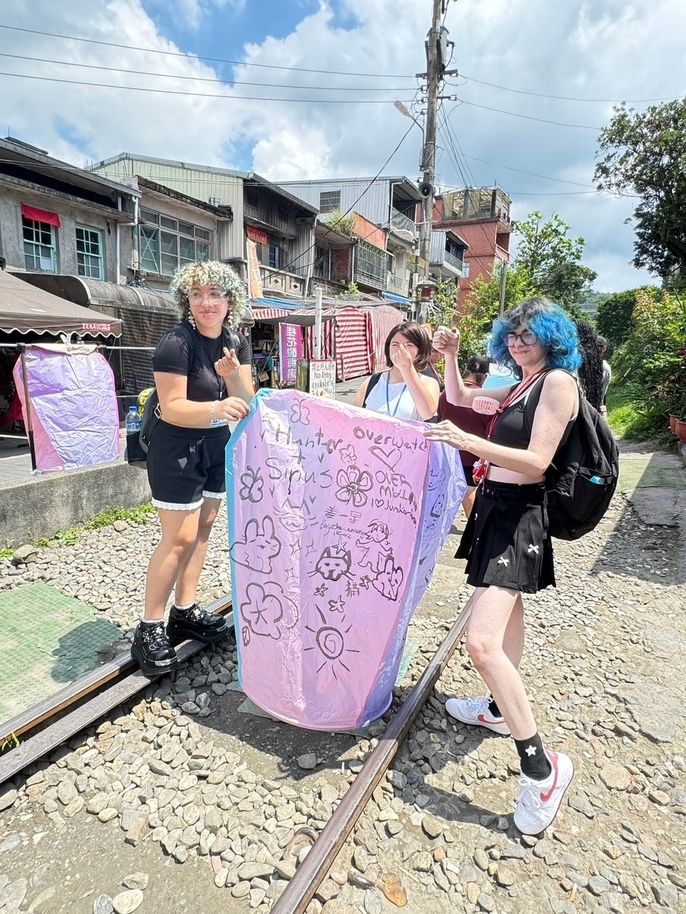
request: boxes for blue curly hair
[489,296,581,378]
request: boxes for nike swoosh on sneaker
[540,751,559,803]
[477,713,504,725]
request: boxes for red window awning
[21,204,62,228]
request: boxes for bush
[612,288,686,436]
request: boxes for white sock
[140,617,163,626]
[174,602,196,612]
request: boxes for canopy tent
[0,270,122,338]
[14,273,179,396]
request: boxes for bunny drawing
[230,516,281,573]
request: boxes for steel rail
[271,597,473,914]
[0,595,233,785]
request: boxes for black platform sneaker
[131,620,179,677]
[167,603,230,646]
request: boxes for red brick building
[434,186,512,310]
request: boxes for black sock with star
[514,733,552,780]
[488,696,502,718]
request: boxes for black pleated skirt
[456,480,556,593]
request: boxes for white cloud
[1,0,683,289]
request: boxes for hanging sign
[278,323,304,385]
[246,238,264,300]
[309,359,336,398]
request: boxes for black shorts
[456,480,555,593]
[146,421,230,510]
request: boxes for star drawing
[525,745,537,756]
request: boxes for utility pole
[417,0,450,323]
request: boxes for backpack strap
[362,372,382,408]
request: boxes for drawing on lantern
[238,465,264,503]
[304,606,360,679]
[230,516,281,572]
[239,581,299,644]
[311,545,353,582]
[357,520,392,573]
[371,555,404,601]
[335,464,373,507]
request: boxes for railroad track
[0,592,472,914]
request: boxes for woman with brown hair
[351,321,439,420]
[131,260,253,676]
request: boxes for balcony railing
[386,272,409,295]
[444,250,464,272]
[391,208,416,235]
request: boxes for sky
[1,0,684,292]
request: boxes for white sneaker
[514,749,574,835]
[445,696,511,736]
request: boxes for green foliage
[458,263,536,362]
[323,210,354,236]
[431,278,460,328]
[595,98,686,283]
[595,288,641,351]
[605,384,667,441]
[611,288,686,437]
[337,280,361,300]
[514,211,597,311]
[6,503,156,555]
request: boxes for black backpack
[545,393,619,540]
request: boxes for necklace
[385,374,407,417]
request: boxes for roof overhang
[1,271,122,337]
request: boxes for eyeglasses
[505,329,536,347]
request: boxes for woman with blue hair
[427,297,580,836]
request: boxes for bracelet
[209,400,218,422]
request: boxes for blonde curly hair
[170,260,248,328]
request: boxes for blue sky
[1,0,684,292]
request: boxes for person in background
[423,346,445,390]
[575,320,604,411]
[428,297,580,836]
[596,335,612,416]
[131,261,253,677]
[437,355,490,518]
[351,322,439,421]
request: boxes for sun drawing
[304,607,360,679]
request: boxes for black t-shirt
[153,323,252,402]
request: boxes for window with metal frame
[75,226,104,279]
[319,191,341,213]
[138,210,212,275]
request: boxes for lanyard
[385,374,407,417]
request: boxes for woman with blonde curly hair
[132,260,253,676]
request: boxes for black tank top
[490,371,575,453]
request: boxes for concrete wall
[0,185,127,283]
[0,461,152,548]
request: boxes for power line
[0,24,413,78]
[0,52,417,92]
[458,73,681,104]
[0,70,416,104]
[449,96,602,130]
[460,151,595,189]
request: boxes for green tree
[430,278,460,327]
[458,263,537,362]
[595,99,686,284]
[513,211,597,311]
[595,287,656,352]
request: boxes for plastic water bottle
[125,405,143,463]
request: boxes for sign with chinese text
[278,323,303,384]
[308,359,336,398]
